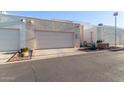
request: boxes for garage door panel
[0,29,20,51]
[36,31,74,49]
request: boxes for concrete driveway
[0,51,15,63]
[33,48,87,60]
[0,48,87,63]
[0,50,124,82]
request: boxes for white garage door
[35,31,74,49]
[0,28,20,51]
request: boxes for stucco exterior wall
[2,17,80,50]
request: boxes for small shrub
[21,48,29,53]
[80,43,83,47]
[89,43,97,50]
[97,40,103,43]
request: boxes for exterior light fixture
[20,19,26,23]
[28,20,34,24]
[113,12,118,16]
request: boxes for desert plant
[80,43,83,47]
[21,48,29,53]
[20,48,29,57]
[89,43,97,50]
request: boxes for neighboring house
[0,14,84,51]
[84,24,124,46]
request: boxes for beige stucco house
[0,14,84,51]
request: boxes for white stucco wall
[84,25,124,46]
[83,24,97,44]
[97,25,124,46]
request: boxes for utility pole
[113,12,118,48]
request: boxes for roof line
[0,14,79,24]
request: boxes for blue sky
[7,11,124,28]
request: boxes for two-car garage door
[0,28,20,51]
[0,29,75,51]
[35,31,74,49]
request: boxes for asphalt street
[0,50,124,82]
